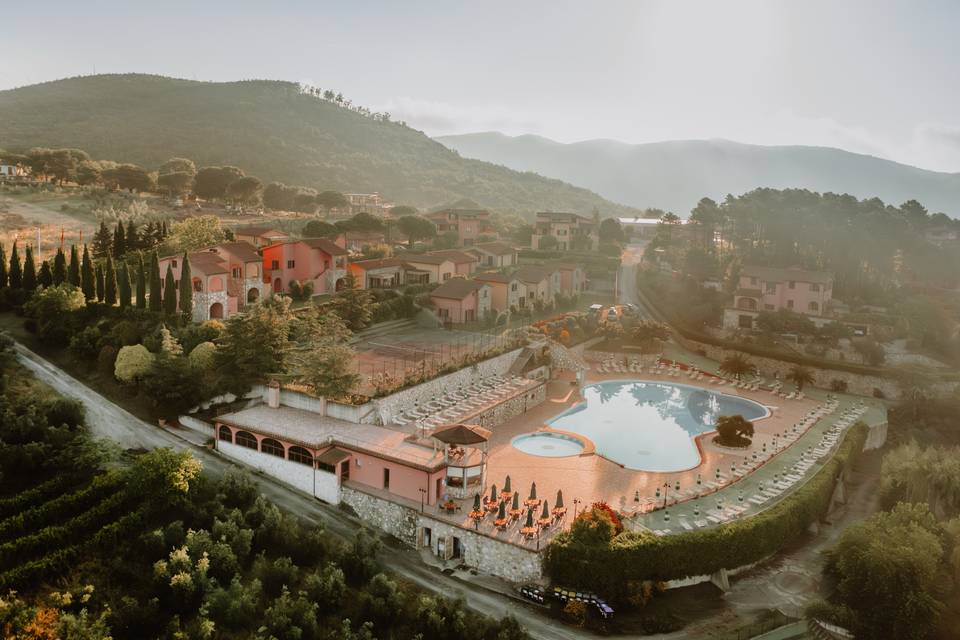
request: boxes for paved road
[14,342,586,640]
[618,243,651,318]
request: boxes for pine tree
[143,221,157,249]
[38,260,53,288]
[8,242,22,289]
[113,222,126,258]
[178,253,193,321]
[81,245,95,301]
[105,257,118,306]
[126,220,139,252]
[163,263,177,316]
[53,247,67,285]
[118,262,131,308]
[67,245,81,287]
[0,244,7,288]
[95,263,105,302]
[92,221,113,258]
[135,255,146,309]
[148,252,162,312]
[22,245,37,292]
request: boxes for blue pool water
[543,380,770,472]
[512,432,586,457]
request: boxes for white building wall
[218,441,316,496]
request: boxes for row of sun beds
[392,374,529,427]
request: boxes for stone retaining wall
[470,384,546,429]
[341,485,542,583]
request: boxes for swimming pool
[543,380,769,472]
[511,432,586,457]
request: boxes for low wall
[471,384,546,430]
[217,441,340,504]
[341,485,542,583]
[248,384,376,424]
[373,347,524,424]
[178,415,214,439]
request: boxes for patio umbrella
[503,475,512,493]
[541,500,550,520]
[512,493,520,510]
[556,490,564,509]
[497,500,506,520]
[490,484,498,503]
[472,494,481,511]
[529,482,538,500]
[524,508,534,528]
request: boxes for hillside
[0,74,637,216]
[436,132,960,218]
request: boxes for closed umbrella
[555,490,564,509]
[525,508,534,528]
[490,484,498,503]
[472,494,481,511]
[512,493,520,511]
[503,475,512,493]
[529,482,537,500]
[497,500,506,520]
[541,500,550,520]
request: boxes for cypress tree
[81,245,95,301]
[126,220,139,252]
[22,245,37,292]
[53,247,67,285]
[92,221,113,258]
[163,263,177,316]
[118,261,131,308]
[113,222,126,258]
[0,244,7,288]
[135,255,147,309]
[38,260,53,288]
[95,263,105,302]
[104,257,117,305]
[8,242,22,289]
[148,252,162,312]
[67,245,81,287]
[178,253,193,321]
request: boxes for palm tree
[715,415,755,447]
[785,365,815,391]
[720,353,753,380]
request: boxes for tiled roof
[473,271,513,284]
[349,258,407,270]
[514,265,555,284]
[186,251,229,275]
[397,253,450,266]
[235,226,289,238]
[741,265,833,285]
[428,250,478,264]
[430,278,486,300]
[301,238,348,256]
[472,241,517,256]
[216,242,261,263]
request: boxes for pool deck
[480,363,885,538]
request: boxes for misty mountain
[436,132,960,217]
[0,74,638,216]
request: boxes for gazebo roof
[431,423,492,446]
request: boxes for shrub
[831,378,849,393]
[188,341,217,371]
[562,600,587,626]
[69,326,102,361]
[114,344,155,383]
[44,397,86,429]
[97,345,118,375]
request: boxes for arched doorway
[335,277,346,291]
[247,287,260,303]
[209,302,224,319]
[273,278,283,294]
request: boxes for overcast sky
[4,0,959,172]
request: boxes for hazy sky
[4,0,960,172]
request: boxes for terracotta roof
[316,448,352,465]
[430,278,486,300]
[514,265,555,284]
[186,251,228,275]
[397,253,450,266]
[216,242,261,263]
[741,265,833,285]
[235,226,289,238]
[431,423,491,445]
[349,258,407,270]
[473,271,513,284]
[472,241,516,256]
[301,238,348,256]
[428,250,478,264]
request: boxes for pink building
[473,271,524,313]
[430,278,492,324]
[158,241,266,321]
[427,249,479,276]
[468,241,519,268]
[234,226,290,248]
[724,265,834,330]
[262,238,348,296]
[425,209,497,247]
[548,263,587,297]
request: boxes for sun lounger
[680,520,694,531]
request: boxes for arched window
[288,446,314,466]
[235,431,258,450]
[218,425,232,442]
[808,301,820,312]
[738,297,757,311]
[261,438,285,458]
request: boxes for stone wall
[341,485,542,583]
[373,348,524,424]
[470,384,546,430]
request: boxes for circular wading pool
[511,432,586,458]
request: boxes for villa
[468,241,519,268]
[261,238,348,295]
[532,212,599,251]
[427,249,479,276]
[233,226,290,248]
[348,257,409,289]
[429,278,492,324]
[425,209,497,247]
[724,265,835,330]
[158,241,267,321]
[473,271,525,313]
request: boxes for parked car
[606,307,619,322]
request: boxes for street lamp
[419,487,427,513]
[573,498,582,519]
[662,482,670,509]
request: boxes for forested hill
[0,74,637,216]
[436,132,960,218]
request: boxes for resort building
[396,253,458,283]
[532,212,599,251]
[548,263,587,297]
[724,265,835,330]
[343,192,392,216]
[429,278,492,324]
[514,265,558,306]
[233,226,290,248]
[468,241,519,268]
[261,238,348,296]
[348,258,409,290]
[427,249,479,276]
[340,230,387,252]
[473,272,525,313]
[425,209,497,247]
[158,241,267,321]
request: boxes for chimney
[267,381,280,409]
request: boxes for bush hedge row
[543,423,868,598]
[0,472,91,520]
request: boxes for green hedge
[544,423,868,598]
